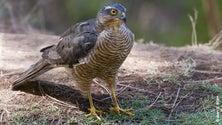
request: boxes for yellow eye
[110,9,118,15]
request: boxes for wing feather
[41,19,98,67]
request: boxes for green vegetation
[1,0,222,46]
[2,73,221,124]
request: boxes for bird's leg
[85,90,105,120]
[109,84,135,117]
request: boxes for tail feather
[12,59,53,89]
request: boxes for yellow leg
[85,90,105,121]
[109,84,135,117]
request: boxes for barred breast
[72,24,134,92]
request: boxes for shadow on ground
[12,80,112,112]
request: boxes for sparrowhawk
[12,3,134,120]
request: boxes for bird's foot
[85,107,105,121]
[110,106,135,117]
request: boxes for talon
[124,108,134,112]
[110,107,121,116]
[85,108,105,121]
[121,108,135,117]
[85,112,101,121]
[110,107,134,117]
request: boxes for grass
[2,70,222,124]
[7,101,87,125]
[162,73,181,85]
[176,108,222,125]
[100,74,222,124]
[200,83,222,96]
[177,58,197,77]
[10,111,47,125]
[2,81,222,124]
[102,96,221,124]
[189,9,198,46]
[101,83,221,124]
[9,102,60,124]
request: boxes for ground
[1,33,222,124]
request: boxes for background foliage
[0,0,222,46]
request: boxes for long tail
[12,59,53,89]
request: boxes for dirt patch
[1,33,222,124]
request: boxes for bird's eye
[110,9,118,15]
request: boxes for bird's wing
[40,19,98,67]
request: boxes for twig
[164,119,184,122]
[117,83,155,95]
[94,86,129,102]
[216,96,220,123]
[209,64,222,69]
[37,83,78,109]
[116,86,128,97]
[92,79,112,101]
[188,9,198,46]
[168,87,181,122]
[92,79,131,102]
[202,102,211,124]
[147,92,162,109]
[0,108,10,123]
[38,81,46,97]
[135,92,162,112]
[209,30,222,49]
[192,69,222,74]
[185,77,222,83]
[45,94,78,109]
[93,79,110,95]
[119,80,139,84]
[171,87,181,109]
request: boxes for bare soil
[1,33,222,124]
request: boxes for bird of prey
[12,3,134,120]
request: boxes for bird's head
[96,3,127,30]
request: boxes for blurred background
[0,0,222,46]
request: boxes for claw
[108,84,135,117]
[110,107,135,117]
[86,90,105,121]
[85,107,105,121]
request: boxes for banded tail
[12,59,53,90]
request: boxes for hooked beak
[121,12,126,23]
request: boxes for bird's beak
[121,12,126,23]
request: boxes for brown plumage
[12,3,134,120]
[12,19,98,85]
